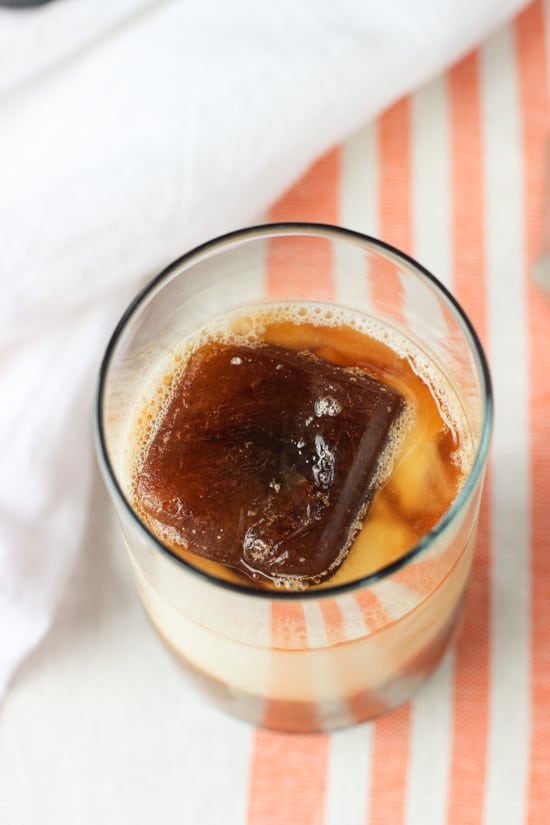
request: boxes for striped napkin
[246,5,550,824]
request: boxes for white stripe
[403,73,455,825]
[324,723,374,825]
[405,652,455,825]
[403,71,452,338]
[302,599,329,648]
[399,76,453,359]
[340,591,370,640]
[374,580,420,620]
[481,24,531,825]
[332,238,372,309]
[338,122,379,312]
[411,76,452,290]
[340,121,379,238]
[302,600,357,726]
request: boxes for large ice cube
[136,342,404,588]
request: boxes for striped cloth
[246,3,550,824]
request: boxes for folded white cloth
[0,0,528,697]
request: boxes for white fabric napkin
[0,0,529,698]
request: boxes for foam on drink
[123,302,473,591]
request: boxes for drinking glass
[95,223,492,732]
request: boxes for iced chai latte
[96,226,491,732]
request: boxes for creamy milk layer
[129,525,476,703]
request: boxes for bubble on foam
[314,396,342,417]
[128,505,188,552]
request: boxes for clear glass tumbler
[95,223,492,733]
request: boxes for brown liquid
[135,341,404,588]
[131,309,469,592]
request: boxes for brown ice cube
[135,341,404,588]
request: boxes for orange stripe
[269,147,340,225]
[319,598,347,645]
[369,99,411,321]
[270,602,308,650]
[367,95,413,825]
[446,50,491,825]
[267,149,340,300]
[353,588,391,631]
[262,699,322,734]
[247,148,341,817]
[247,730,329,825]
[515,4,550,823]
[377,99,413,255]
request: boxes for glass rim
[94,222,493,601]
